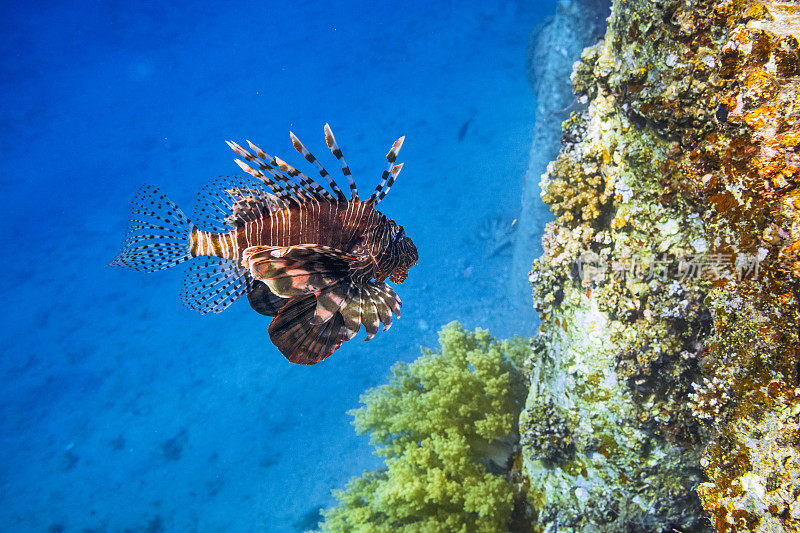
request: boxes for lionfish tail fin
[367,136,405,205]
[109,185,193,272]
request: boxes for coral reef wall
[511,0,610,310]
[519,0,800,531]
[671,2,800,530]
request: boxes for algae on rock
[522,77,710,530]
[521,0,800,530]
[318,0,800,530]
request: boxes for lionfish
[110,125,418,364]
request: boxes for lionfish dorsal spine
[272,156,325,202]
[246,139,328,201]
[226,141,295,207]
[367,136,405,205]
[289,131,348,202]
[375,163,404,205]
[323,123,358,201]
[229,139,323,205]
[239,140,313,203]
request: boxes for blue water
[0,1,553,530]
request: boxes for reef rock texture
[520,0,800,531]
[666,2,800,530]
[511,0,610,311]
[522,41,712,532]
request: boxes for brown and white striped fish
[110,124,418,364]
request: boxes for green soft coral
[319,322,528,533]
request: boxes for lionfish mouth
[393,240,419,283]
[390,268,410,284]
[389,249,418,284]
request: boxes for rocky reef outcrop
[511,0,611,310]
[519,0,800,531]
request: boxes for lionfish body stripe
[110,125,418,364]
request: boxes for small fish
[457,117,472,143]
[110,125,418,364]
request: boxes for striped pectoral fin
[311,280,401,339]
[339,283,363,341]
[266,278,405,363]
[370,282,402,330]
[268,294,348,365]
[310,281,350,326]
[360,287,380,340]
[243,245,351,298]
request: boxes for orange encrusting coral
[525,0,800,529]
[667,0,800,529]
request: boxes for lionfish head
[376,220,418,284]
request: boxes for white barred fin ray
[289,131,348,201]
[323,124,358,201]
[367,136,405,205]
